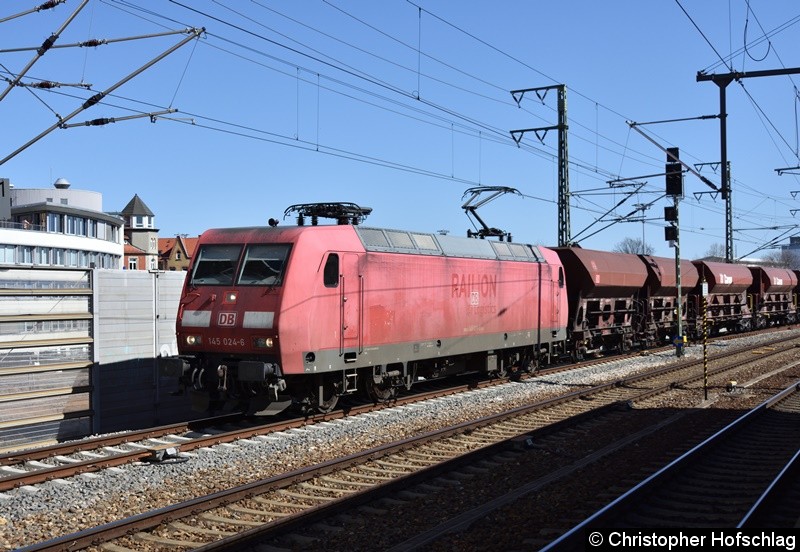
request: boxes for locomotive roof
[355,226,546,262]
[199,225,548,263]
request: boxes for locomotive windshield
[238,244,291,286]
[190,245,242,285]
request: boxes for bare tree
[760,249,800,269]
[613,237,654,255]
[704,243,726,259]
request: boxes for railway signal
[664,147,684,357]
[665,147,683,197]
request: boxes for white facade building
[0,177,124,269]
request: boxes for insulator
[37,1,61,10]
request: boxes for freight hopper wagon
[689,260,753,335]
[163,212,568,415]
[639,255,699,347]
[554,247,648,358]
[747,266,797,328]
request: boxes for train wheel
[365,375,397,403]
[317,392,339,414]
[299,377,340,415]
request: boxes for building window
[47,213,62,233]
[129,257,138,270]
[175,250,182,261]
[0,245,15,263]
[17,246,33,264]
[37,247,51,266]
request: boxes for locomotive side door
[340,253,361,359]
[553,265,564,328]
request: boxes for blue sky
[2,1,800,259]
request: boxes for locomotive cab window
[323,253,339,287]
[238,244,291,286]
[190,245,242,285]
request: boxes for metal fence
[0,268,194,452]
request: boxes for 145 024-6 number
[208,337,246,347]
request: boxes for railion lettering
[452,274,497,298]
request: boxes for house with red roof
[158,235,199,271]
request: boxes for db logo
[218,312,237,326]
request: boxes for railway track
[542,380,800,551]
[0,328,791,494]
[16,332,800,551]
[0,374,518,493]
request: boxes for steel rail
[540,380,800,551]
[3,331,798,493]
[17,335,800,551]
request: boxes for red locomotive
[161,202,798,415]
[162,203,568,414]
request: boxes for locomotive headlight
[186,335,202,346]
[224,291,238,303]
[253,337,274,348]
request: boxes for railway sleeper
[228,503,290,517]
[252,495,309,511]
[278,488,339,502]
[321,475,376,487]
[201,513,265,526]
[300,481,358,494]
[168,520,237,536]
[134,532,202,547]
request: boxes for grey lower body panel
[303,327,567,374]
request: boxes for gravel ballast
[1,329,797,551]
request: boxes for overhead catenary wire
[0,0,90,103]
[7,0,799,254]
[131,2,800,245]
[109,0,646,186]
[0,0,66,25]
[0,27,204,166]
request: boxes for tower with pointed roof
[120,194,159,270]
